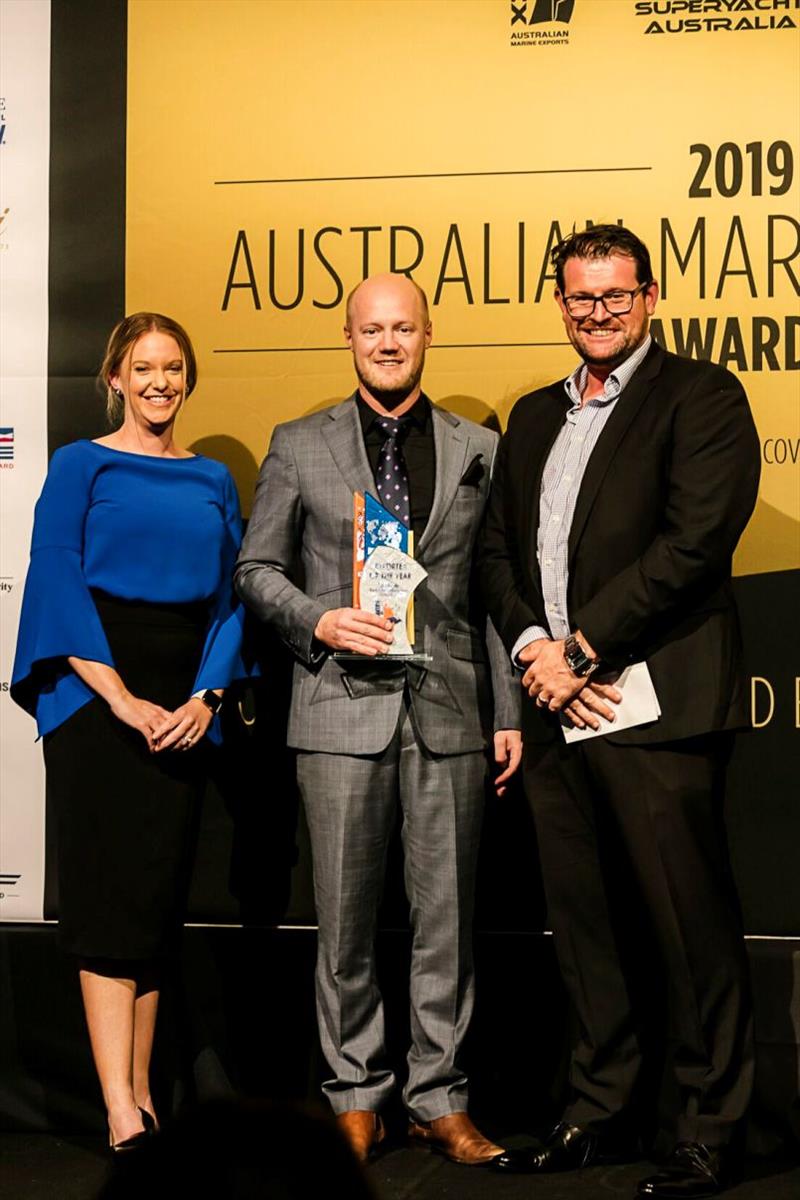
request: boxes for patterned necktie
[375,416,411,528]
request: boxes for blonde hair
[98,312,198,427]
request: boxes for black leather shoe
[637,1143,738,1198]
[517,1120,638,1173]
[485,1149,534,1173]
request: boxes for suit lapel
[320,394,375,497]
[417,404,469,556]
[567,342,665,569]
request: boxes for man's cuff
[511,625,550,667]
[309,636,328,666]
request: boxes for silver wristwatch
[563,634,598,678]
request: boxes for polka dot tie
[375,416,411,528]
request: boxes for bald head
[345,273,429,330]
[344,273,432,413]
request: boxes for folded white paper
[561,661,661,743]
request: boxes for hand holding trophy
[347,491,429,660]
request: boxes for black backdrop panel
[48,0,127,454]
[726,569,800,937]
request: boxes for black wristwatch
[196,689,223,715]
[563,635,598,678]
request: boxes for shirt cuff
[511,625,551,667]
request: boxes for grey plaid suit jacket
[235,394,519,755]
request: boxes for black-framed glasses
[561,282,651,318]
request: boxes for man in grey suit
[235,273,522,1167]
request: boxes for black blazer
[480,341,761,745]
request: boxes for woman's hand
[151,698,214,753]
[66,659,173,751]
[107,691,172,750]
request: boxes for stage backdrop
[0,0,51,922]
[1,0,798,931]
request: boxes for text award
[351,491,429,659]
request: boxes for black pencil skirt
[43,592,209,960]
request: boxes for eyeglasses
[561,282,651,318]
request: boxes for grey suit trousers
[296,695,486,1121]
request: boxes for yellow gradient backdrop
[126,0,800,574]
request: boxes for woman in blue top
[12,312,248,1152]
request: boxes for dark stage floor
[1,1134,798,1200]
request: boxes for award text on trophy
[353,491,428,658]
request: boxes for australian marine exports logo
[635,1,799,34]
[510,0,575,47]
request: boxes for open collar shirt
[511,334,652,663]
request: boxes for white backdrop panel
[0,0,51,921]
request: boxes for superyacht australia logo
[0,428,15,469]
[634,1,799,35]
[510,0,575,47]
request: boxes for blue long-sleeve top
[11,439,250,739]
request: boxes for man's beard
[572,320,648,370]
[581,344,629,368]
[355,358,424,408]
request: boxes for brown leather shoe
[336,1110,386,1164]
[408,1111,511,1167]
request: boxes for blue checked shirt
[511,335,652,663]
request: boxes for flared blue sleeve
[191,467,252,696]
[11,444,115,736]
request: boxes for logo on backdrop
[0,96,6,145]
[0,873,21,902]
[0,428,15,470]
[530,0,574,23]
[510,0,575,46]
[633,1,798,35]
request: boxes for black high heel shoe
[110,1107,156,1155]
[138,1107,157,1134]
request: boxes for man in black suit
[480,226,759,1198]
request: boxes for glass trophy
[335,491,431,661]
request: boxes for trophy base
[332,652,434,663]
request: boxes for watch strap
[563,635,598,678]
